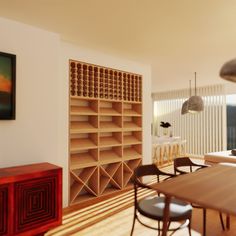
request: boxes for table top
[152,136,181,144]
[151,164,236,216]
[0,162,61,184]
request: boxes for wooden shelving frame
[69,60,143,206]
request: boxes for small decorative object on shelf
[160,121,171,136]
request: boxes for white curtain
[152,84,226,157]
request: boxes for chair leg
[226,214,230,229]
[167,221,171,230]
[188,217,192,236]
[157,221,161,236]
[219,212,225,230]
[203,208,206,236]
[130,214,136,236]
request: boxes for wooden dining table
[151,164,236,236]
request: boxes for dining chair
[173,156,208,175]
[131,164,192,236]
[173,157,226,234]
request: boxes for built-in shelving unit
[69,60,142,205]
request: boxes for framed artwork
[0,52,16,120]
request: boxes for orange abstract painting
[0,52,16,119]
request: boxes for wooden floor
[47,160,236,236]
[76,207,236,236]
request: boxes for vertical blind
[152,84,226,157]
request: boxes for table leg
[162,196,171,236]
[203,208,206,236]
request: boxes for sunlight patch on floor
[76,206,202,236]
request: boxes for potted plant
[160,121,171,136]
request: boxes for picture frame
[0,51,16,120]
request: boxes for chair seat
[138,196,192,221]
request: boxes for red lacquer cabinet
[0,162,62,236]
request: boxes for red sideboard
[0,162,62,236]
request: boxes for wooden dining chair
[131,164,192,236]
[173,156,208,175]
[173,157,226,234]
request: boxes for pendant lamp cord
[195,72,197,95]
[189,80,191,97]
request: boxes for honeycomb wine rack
[69,60,142,205]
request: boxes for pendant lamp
[181,100,189,115]
[188,72,204,113]
[219,58,236,82]
[181,80,191,115]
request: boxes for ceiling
[1,0,236,92]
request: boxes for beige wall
[0,17,61,167]
[0,17,152,207]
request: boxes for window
[226,94,236,150]
[153,84,226,156]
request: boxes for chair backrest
[174,157,194,167]
[134,164,159,179]
[174,157,207,174]
[133,164,175,206]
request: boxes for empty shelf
[123,135,141,145]
[123,148,142,160]
[71,106,97,115]
[70,153,98,169]
[100,150,121,164]
[70,122,97,133]
[123,122,141,130]
[100,122,121,131]
[70,139,97,151]
[123,109,141,116]
[100,108,121,116]
[100,136,121,147]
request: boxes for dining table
[151,164,236,236]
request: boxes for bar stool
[178,139,187,156]
[152,144,157,163]
[169,142,179,162]
[155,144,162,166]
[160,142,170,165]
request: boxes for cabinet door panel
[14,175,59,234]
[0,185,8,236]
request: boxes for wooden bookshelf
[69,60,143,205]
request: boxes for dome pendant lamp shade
[188,72,204,113]
[220,58,236,82]
[181,80,191,115]
[181,100,189,114]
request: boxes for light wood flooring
[76,206,236,236]
[47,160,236,236]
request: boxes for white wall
[0,17,61,167]
[59,42,152,206]
[0,17,152,207]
